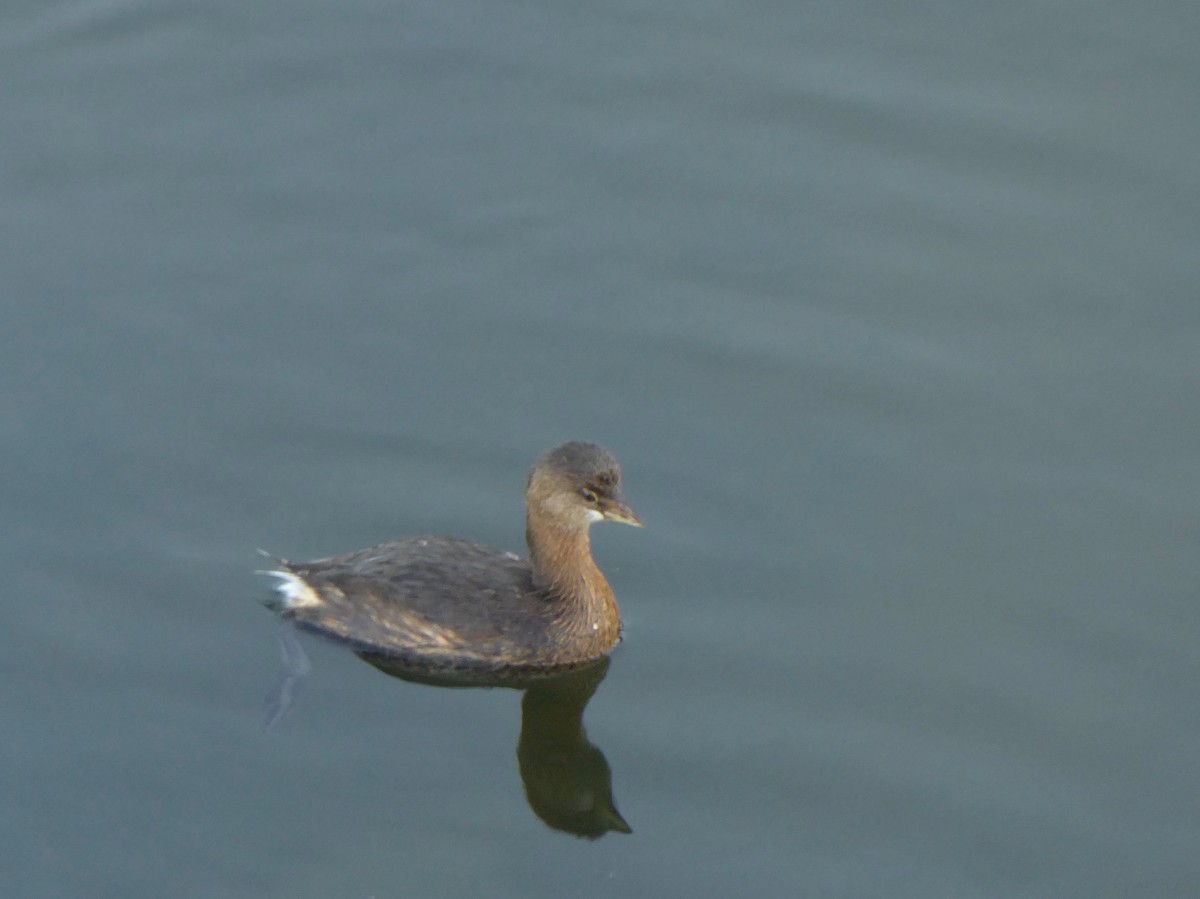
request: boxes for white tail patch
[258,569,322,609]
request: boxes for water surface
[3,1,1198,896]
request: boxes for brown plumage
[262,442,641,678]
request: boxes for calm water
[4,1,1198,896]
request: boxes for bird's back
[266,536,563,672]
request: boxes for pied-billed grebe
[262,442,641,676]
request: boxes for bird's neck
[526,511,621,646]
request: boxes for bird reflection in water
[266,627,631,839]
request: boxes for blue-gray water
[4,1,1198,896]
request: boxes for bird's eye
[579,488,599,503]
